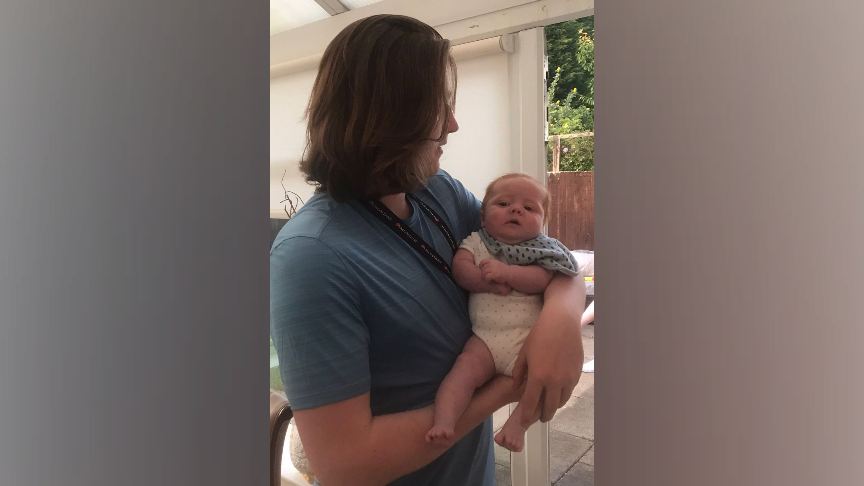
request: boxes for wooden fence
[547,170,594,251]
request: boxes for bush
[547,135,594,172]
[547,66,594,171]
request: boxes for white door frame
[506,26,551,486]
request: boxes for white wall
[270,69,318,210]
[440,51,512,199]
[269,50,513,209]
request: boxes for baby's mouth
[505,219,520,226]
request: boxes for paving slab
[579,445,594,466]
[575,380,594,402]
[550,431,592,483]
[550,396,594,440]
[571,371,594,400]
[575,324,595,396]
[495,464,512,486]
[582,328,594,358]
[494,441,510,467]
[555,463,594,486]
[493,429,592,483]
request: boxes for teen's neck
[380,193,413,219]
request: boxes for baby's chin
[484,225,540,245]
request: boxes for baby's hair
[480,173,551,224]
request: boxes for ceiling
[270,0,385,36]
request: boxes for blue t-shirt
[270,170,494,486]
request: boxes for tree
[574,27,594,107]
[546,16,594,106]
[547,67,594,171]
[546,19,595,171]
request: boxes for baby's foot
[426,426,456,446]
[494,427,525,452]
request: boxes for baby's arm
[453,249,510,295]
[479,259,554,295]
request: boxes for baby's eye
[525,206,534,212]
[497,202,509,207]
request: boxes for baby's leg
[494,402,542,452]
[427,335,497,446]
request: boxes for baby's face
[483,177,546,245]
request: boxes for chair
[270,390,293,486]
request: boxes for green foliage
[547,136,594,172]
[270,337,284,392]
[575,29,594,106]
[547,69,594,171]
[546,19,595,172]
[546,17,594,106]
[548,73,593,134]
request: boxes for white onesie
[460,232,544,376]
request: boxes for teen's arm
[511,274,586,424]
[294,376,519,486]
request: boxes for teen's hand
[511,274,585,424]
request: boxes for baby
[426,173,580,452]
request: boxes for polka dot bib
[478,228,580,277]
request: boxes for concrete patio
[492,323,594,486]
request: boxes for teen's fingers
[540,388,560,422]
[518,380,543,427]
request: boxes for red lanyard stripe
[407,194,457,255]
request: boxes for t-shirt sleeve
[270,236,370,411]
[448,173,482,235]
[458,232,482,257]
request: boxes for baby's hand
[489,282,512,296]
[479,259,512,284]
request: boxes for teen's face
[483,177,546,244]
[428,106,459,169]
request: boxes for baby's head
[480,173,550,245]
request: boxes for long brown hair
[300,15,457,202]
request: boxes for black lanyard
[361,194,457,279]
